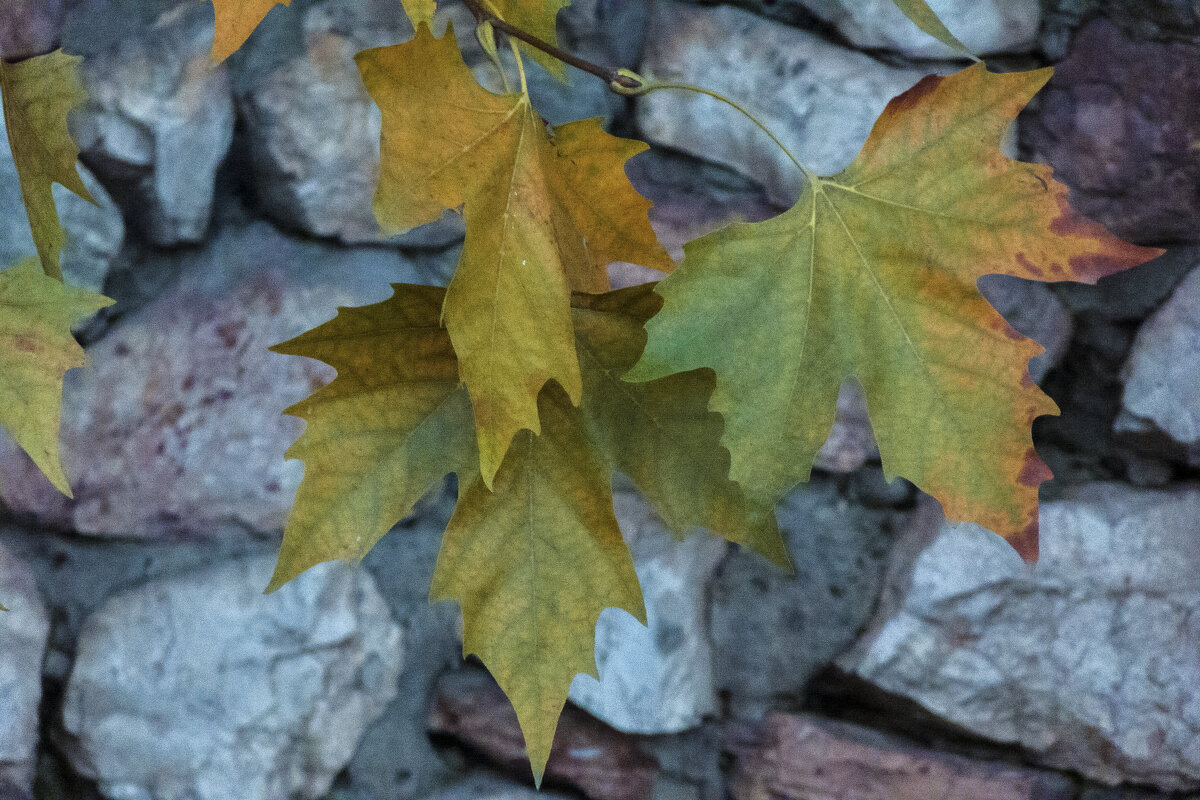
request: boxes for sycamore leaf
[431,387,644,785]
[0,50,93,280]
[0,259,113,496]
[628,64,1162,560]
[266,285,477,592]
[210,0,290,63]
[270,282,783,779]
[356,24,669,487]
[889,0,974,58]
[488,0,571,80]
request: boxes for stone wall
[0,1,1198,799]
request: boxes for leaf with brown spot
[629,64,1162,560]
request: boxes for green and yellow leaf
[0,49,93,280]
[628,64,1162,560]
[210,0,291,63]
[402,0,437,28]
[488,0,571,80]
[270,282,782,779]
[0,258,113,496]
[357,25,669,487]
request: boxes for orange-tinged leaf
[356,25,669,486]
[210,0,290,63]
[0,259,113,496]
[0,49,93,280]
[270,282,783,780]
[628,64,1163,560]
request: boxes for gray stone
[637,2,934,206]
[72,2,234,245]
[842,484,1200,790]
[710,481,902,714]
[977,275,1073,382]
[346,492,462,800]
[0,114,124,294]
[0,0,65,60]
[569,490,725,734]
[0,221,431,538]
[60,555,403,800]
[1117,264,1200,459]
[0,544,49,795]
[747,0,1041,59]
[1041,0,1200,59]
[238,32,384,243]
[416,774,573,799]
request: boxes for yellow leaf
[431,386,644,785]
[210,0,291,63]
[629,65,1163,560]
[489,0,571,80]
[0,259,113,496]
[0,50,93,280]
[357,25,669,486]
[270,282,782,779]
[889,0,975,59]
[266,285,477,592]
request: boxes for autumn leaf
[0,259,113,496]
[0,49,93,280]
[889,0,975,58]
[209,0,290,63]
[356,24,669,487]
[487,0,571,80]
[265,285,477,593]
[269,282,782,779]
[628,64,1162,560]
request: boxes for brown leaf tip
[887,73,945,113]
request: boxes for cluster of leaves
[0,0,1161,781]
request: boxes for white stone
[637,2,934,206]
[843,485,1200,790]
[0,544,49,795]
[569,491,725,734]
[61,556,403,800]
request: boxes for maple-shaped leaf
[889,0,974,58]
[0,49,93,280]
[628,64,1162,560]
[356,24,669,486]
[209,0,290,63]
[488,0,571,80]
[269,282,784,779]
[265,285,477,592]
[0,259,113,496]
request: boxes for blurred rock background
[0,0,1198,798]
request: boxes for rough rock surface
[60,555,402,800]
[728,713,1075,800]
[430,670,658,800]
[0,222,431,538]
[740,0,1040,59]
[710,482,904,714]
[637,2,932,206]
[0,544,50,795]
[842,485,1200,790]
[414,774,575,800]
[1041,0,1200,58]
[1022,20,1200,245]
[239,33,383,243]
[1117,264,1200,459]
[73,2,234,245]
[0,116,124,294]
[569,490,725,734]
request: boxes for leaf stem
[507,28,529,97]
[627,79,817,183]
